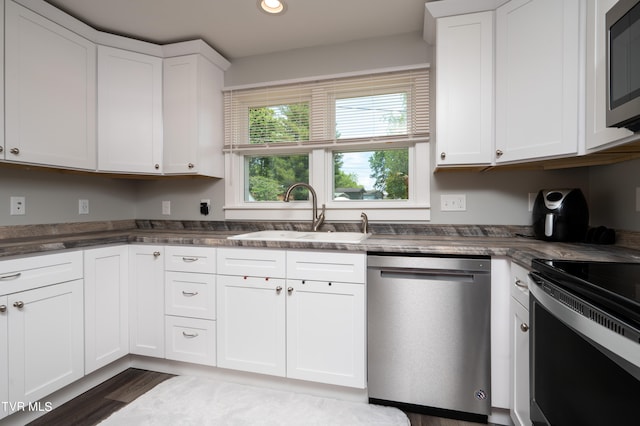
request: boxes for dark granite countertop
[2,220,640,269]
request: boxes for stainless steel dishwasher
[367,254,491,421]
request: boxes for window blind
[224,69,429,152]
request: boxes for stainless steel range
[529,259,640,426]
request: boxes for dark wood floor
[29,369,482,426]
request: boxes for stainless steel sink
[228,230,369,244]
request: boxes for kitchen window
[224,68,430,222]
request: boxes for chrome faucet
[283,183,325,232]
[360,212,369,234]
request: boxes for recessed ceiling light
[258,0,287,15]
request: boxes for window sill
[223,203,431,222]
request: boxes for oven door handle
[528,271,545,286]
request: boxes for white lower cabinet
[0,251,84,419]
[84,246,129,374]
[510,262,532,426]
[129,245,165,358]
[286,279,365,388]
[8,280,84,404]
[216,248,366,388]
[217,274,286,376]
[164,246,217,366]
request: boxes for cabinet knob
[10,148,20,155]
[520,323,529,333]
[440,152,446,160]
[276,286,282,294]
[287,287,294,295]
[496,149,504,157]
[0,305,6,313]
[13,301,24,309]
[188,163,195,169]
[0,146,3,153]
[154,164,160,170]
[153,251,161,258]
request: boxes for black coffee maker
[532,189,589,242]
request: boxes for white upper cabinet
[495,0,582,163]
[4,0,96,170]
[163,54,225,177]
[436,11,494,166]
[98,46,163,173]
[585,0,634,151]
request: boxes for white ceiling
[44,0,430,60]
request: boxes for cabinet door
[129,245,165,357]
[510,297,531,426]
[4,1,96,170]
[585,0,634,150]
[8,280,84,404]
[84,246,129,374]
[0,296,7,420]
[163,55,224,177]
[98,46,163,173]
[216,275,286,377]
[286,280,365,388]
[495,0,581,163]
[436,12,494,166]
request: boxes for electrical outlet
[441,194,466,211]
[162,200,171,215]
[79,199,89,215]
[10,196,26,215]
[200,199,211,216]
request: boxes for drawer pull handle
[0,272,21,281]
[520,323,529,333]
[182,257,198,263]
[0,305,6,313]
[13,301,24,309]
[182,331,198,338]
[182,291,199,297]
[514,279,528,289]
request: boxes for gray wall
[589,157,640,231]
[0,167,137,226]
[430,168,589,225]
[224,32,431,88]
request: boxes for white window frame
[223,67,431,223]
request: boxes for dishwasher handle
[378,268,476,283]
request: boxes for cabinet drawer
[217,248,286,278]
[165,316,216,366]
[165,246,216,273]
[510,262,530,308]
[0,251,83,295]
[287,250,365,284]
[165,271,215,320]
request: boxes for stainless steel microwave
[606,0,640,132]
